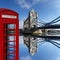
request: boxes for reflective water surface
[19,35,60,60]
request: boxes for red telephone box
[0,8,19,60]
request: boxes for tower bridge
[22,9,60,37]
[21,9,60,56]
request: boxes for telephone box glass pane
[7,30,15,34]
[7,24,16,29]
[7,36,15,41]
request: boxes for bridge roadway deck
[31,25,60,30]
[20,33,60,40]
[31,35,60,39]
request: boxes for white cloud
[17,0,32,9]
[21,56,32,60]
[16,0,48,9]
[16,0,60,9]
[32,0,41,5]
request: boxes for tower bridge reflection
[23,35,60,55]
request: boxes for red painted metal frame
[0,8,19,60]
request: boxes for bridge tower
[23,36,37,56]
[23,9,38,30]
[29,9,38,28]
[0,8,19,60]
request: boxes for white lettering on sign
[2,15,17,19]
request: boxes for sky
[0,0,60,28]
[0,0,60,60]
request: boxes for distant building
[45,29,60,36]
[33,29,43,35]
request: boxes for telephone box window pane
[7,24,16,29]
[7,30,15,34]
[7,36,15,41]
[8,42,15,46]
[7,50,14,53]
[7,54,15,59]
[7,48,15,51]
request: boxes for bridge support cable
[45,16,60,26]
[36,38,46,47]
[37,18,46,26]
[37,18,46,24]
[46,39,60,49]
[37,41,46,47]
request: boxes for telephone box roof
[0,8,18,14]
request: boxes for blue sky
[0,0,60,28]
